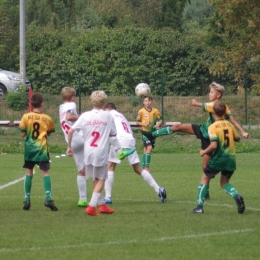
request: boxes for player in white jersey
[66,91,135,216]
[59,87,87,207]
[104,103,167,204]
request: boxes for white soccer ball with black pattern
[135,83,151,97]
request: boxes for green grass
[0,153,259,260]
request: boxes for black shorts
[142,136,155,149]
[192,124,211,153]
[204,165,234,179]
[23,160,50,171]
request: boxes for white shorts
[73,149,85,172]
[108,146,140,165]
[85,164,108,180]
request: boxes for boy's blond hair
[209,82,225,97]
[90,90,107,108]
[213,100,226,117]
[61,87,76,101]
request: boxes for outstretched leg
[141,124,195,138]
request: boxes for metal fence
[0,75,258,127]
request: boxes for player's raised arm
[229,116,249,138]
[192,99,202,107]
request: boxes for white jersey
[72,109,117,167]
[109,109,136,148]
[59,102,83,148]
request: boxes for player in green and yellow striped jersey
[136,96,162,171]
[192,100,245,214]
[19,93,58,211]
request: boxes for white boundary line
[0,228,255,253]
[0,176,25,190]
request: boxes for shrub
[6,86,28,111]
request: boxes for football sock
[223,183,238,197]
[141,170,159,193]
[89,192,100,208]
[105,171,114,197]
[97,193,105,205]
[24,175,32,200]
[43,176,52,200]
[141,154,146,168]
[196,184,209,206]
[77,175,87,201]
[152,126,173,137]
[145,153,151,168]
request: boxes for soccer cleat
[78,200,89,207]
[191,206,204,213]
[99,204,115,214]
[141,130,153,140]
[23,200,31,210]
[234,195,245,214]
[44,199,58,211]
[158,187,167,203]
[205,193,210,200]
[117,148,136,160]
[86,206,99,216]
[104,197,112,204]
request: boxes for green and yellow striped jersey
[200,101,232,139]
[137,107,162,132]
[208,119,240,171]
[18,112,55,162]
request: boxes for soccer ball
[135,83,151,97]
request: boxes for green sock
[43,176,52,200]
[196,184,209,206]
[145,153,151,168]
[141,154,146,168]
[152,126,173,137]
[223,183,238,198]
[24,175,33,201]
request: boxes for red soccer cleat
[85,205,99,216]
[99,204,115,214]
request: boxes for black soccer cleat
[141,130,153,140]
[23,200,31,210]
[44,199,58,211]
[191,206,204,214]
[234,195,245,214]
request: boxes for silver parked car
[0,67,31,97]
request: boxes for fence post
[161,74,165,124]
[78,75,81,114]
[244,75,248,125]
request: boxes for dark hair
[213,100,226,117]
[104,102,116,110]
[30,93,43,108]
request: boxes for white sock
[141,170,160,194]
[105,171,114,198]
[77,175,87,201]
[98,193,105,205]
[89,192,100,207]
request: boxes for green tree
[0,0,19,70]
[182,0,215,31]
[208,0,260,85]
[154,0,185,30]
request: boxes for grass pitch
[0,153,259,260]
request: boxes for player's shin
[197,184,209,205]
[153,126,173,137]
[223,183,238,197]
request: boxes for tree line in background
[0,0,259,96]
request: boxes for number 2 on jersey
[90,131,100,147]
